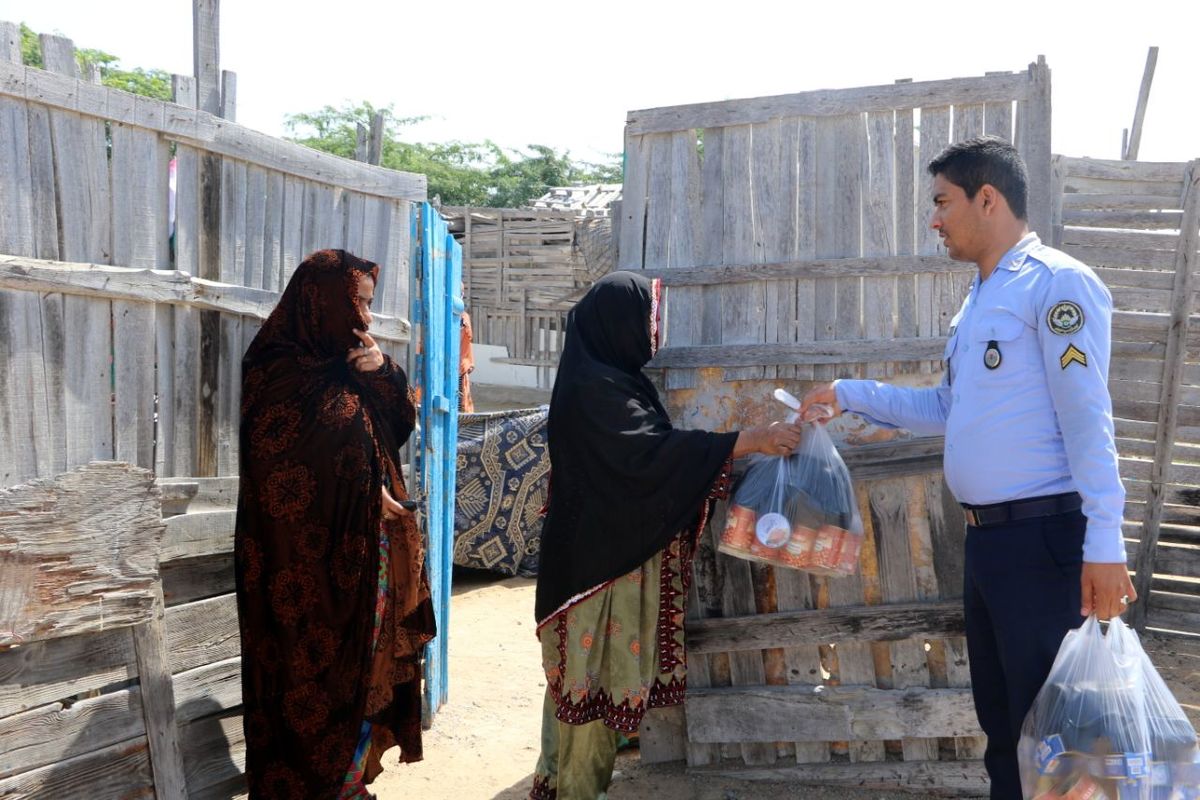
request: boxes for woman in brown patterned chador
[530,272,802,799]
[235,249,435,799]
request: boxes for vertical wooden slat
[836,114,865,379]
[1022,57,1053,239]
[281,175,305,288]
[131,590,188,800]
[793,117,817,382]
[244,165,267,289]
[864,110,897,379]
[812,116,844,381]
[216,314,242,476]
[262,171,285,291]
[173,305,200,477]
[721,123,763,382]
[64,296,114,468]
[698,127,725,354]
[618,132,649,269]
[664,130,702,390]
[193,0,221,116]
[919,106,951,371]
[220,159,247,283]
[872,478,939,761]
[27,103,60,262]
[113,301,157,469]
[894,97,920,375]
[1132,162,1200,629]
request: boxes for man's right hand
[800,383,843,421]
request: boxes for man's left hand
[1081,562,1137,620]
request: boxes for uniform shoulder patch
[1047,301,1084,335]
[1060,344,1088,370]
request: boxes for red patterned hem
[550,673,687,734]
[529,775,556,800]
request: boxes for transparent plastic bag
[1019,615,1199,799]
[1108,618,1200,799]
[718,408,863,577]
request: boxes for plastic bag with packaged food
[1018,614,1199,799]
[717,389,863,576]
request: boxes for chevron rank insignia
[1060,344,1088,370]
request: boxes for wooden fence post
[132,588,190,799]
[1131,161,1200,630]
[1024,56,1053,241]
[195,0,222,478]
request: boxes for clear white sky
[5,0,1199,165]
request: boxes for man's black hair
[928,136,1028,220]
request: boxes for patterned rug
[454,407,549,576]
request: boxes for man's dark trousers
[963,509,1087,799]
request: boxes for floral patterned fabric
[529,459,731,798]
[235,250,435,799]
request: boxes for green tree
[19,23,171,101]
[285,101,621,207]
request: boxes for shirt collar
[995,231,1040,272]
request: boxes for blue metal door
[410,202,463,719]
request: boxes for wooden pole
[355,122,368,162]
[1123,46,1158,161]
[219,69,237,123]
[1130,161,1200,630]
[368,111,385,166]
[194,0,221,478]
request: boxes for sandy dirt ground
[371,570,1199,800]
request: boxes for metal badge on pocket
[984,340,1002,370]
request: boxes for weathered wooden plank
[687,684,981,743]
[791,117,818,382]
[180,709,246,795]
[174,144,201,277]
[173,656,242,720]
[162,552,235,606]
[0,95,35,258]
[160,508,236,562]
[112,300,157,468]
[617,131,648,269]
[720,123,763,382]
[919,106,951,369]
[687,600,964,654]
[131,593,188,800]
[0,60,427,201]
[1021,57,1053,239]
[641,254,965,285]
[220,158,246,283]
[0,736,155,798]
[1059,156,1184,183]
[26,101,60,261]
[1063,209,1184,230]
[0,462,163,646]
[244,164,267,289]
[110,124,168,269]
[0,256,410,341]
[215,314,241,476]
[62,295,113,469]
[715,501,776,764]
[864,111,897,379]
[165,594,241,674]
[37,293,68,475]
[651,337,946,368]
[0,624,135,718]
[663,130,702,390]
[1118,164,1198,612]
[0,683,145,779]
[692,759,990,795]
[626,72,1029,134]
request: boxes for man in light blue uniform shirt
[801,137,1136,800]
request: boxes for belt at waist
[961,492,1082,528]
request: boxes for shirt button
[962,344,970,353]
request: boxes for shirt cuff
[1083,525,1127,563]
